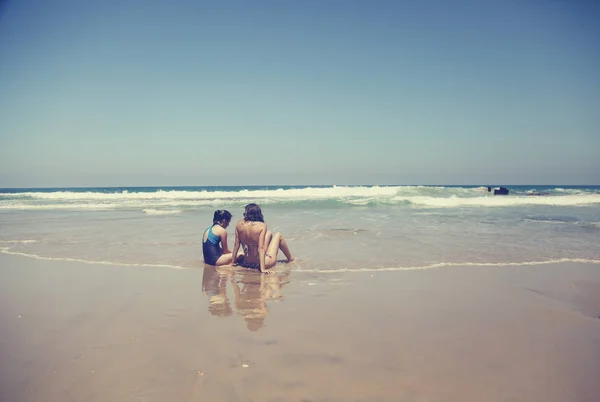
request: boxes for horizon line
[2,183,600,190]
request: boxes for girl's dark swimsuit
[202,225,222,265]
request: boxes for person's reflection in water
[230,270,290,331]
[202,265,233,317]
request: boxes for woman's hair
[243,203,264,222]
[213,210,232,225]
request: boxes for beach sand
[1,254,599,402]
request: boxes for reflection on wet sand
[202,265,290,331]
[201,265,233,317]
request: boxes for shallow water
[1,185,599,272]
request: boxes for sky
[1,0,599,187]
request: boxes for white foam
[0,200,217,210]
[553,188,583,193]
[394,194,600,208]
[294,258,600,274]
[2,247,599,274]
[0,186,401,210]
[1,186,599,209]
[0,248,186,269]
[0,186,400,201]
[143,209,182,215]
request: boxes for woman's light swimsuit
[239,244,272,270]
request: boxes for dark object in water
[487,186,509,195]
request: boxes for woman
[202,210,234,266]
[230,270,290,331]
[231,203,294,272]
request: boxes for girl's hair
[213,210,232,225]
[243,203,264,222]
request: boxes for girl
[202,210,234,266]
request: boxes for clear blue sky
[1,0,598,187]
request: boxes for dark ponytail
[213,210,232,225]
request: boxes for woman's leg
[262,231,274,267]
[264,232,294,268]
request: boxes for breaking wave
[1,185,599,210]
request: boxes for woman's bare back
[235,220,266,264]
[231,207,294,272]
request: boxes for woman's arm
[258,226,267,272]
[231,223,241,265]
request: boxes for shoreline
[2,246,600,272]
[1,254,599,401]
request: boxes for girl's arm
[221,230,231,254]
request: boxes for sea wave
[398,194,600,208]
[0,203,121,210]
[0,186,400,200]
[1,186,599,210]
[143,209,183,215]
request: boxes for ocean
[1,185,599,273]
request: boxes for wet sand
[0,254,599,402]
